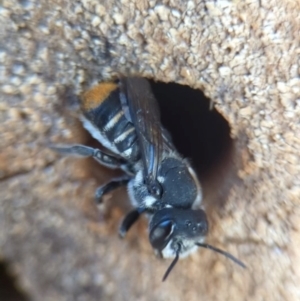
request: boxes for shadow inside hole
[0,260,29,301]
[149,80,236,207]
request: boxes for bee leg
[119,209,141,238]
[95,177,130,204]
[50,144,126,168]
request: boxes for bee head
[149,208,246,281]
[149,208,207,281]
[149,208,208,258]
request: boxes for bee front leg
[50,144,126,169]
[119,209,141,238]
[94,177,130,204]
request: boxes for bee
[52,77,246,281]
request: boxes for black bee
[52,77,246,281]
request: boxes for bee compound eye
[149,220,174,250]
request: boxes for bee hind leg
[95,177,130,204]
[50,144,126,168]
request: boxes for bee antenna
[162,243,181,282]
[195,242,247,268]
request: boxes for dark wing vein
[119,77,163,194]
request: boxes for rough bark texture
[1,0,300,300]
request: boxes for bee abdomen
[105,112,139,159]
[82,85,139,161]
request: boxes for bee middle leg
[95,178,142,237]
[94,177,130,204]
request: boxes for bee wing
[119,77,163,196]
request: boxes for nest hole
[82,78,236,210]
[149,80,235,208]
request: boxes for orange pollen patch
[81,82,117,111]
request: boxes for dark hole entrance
[149,80,234,206]
[81,78,235,208]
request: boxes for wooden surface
[0,0,300,300]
